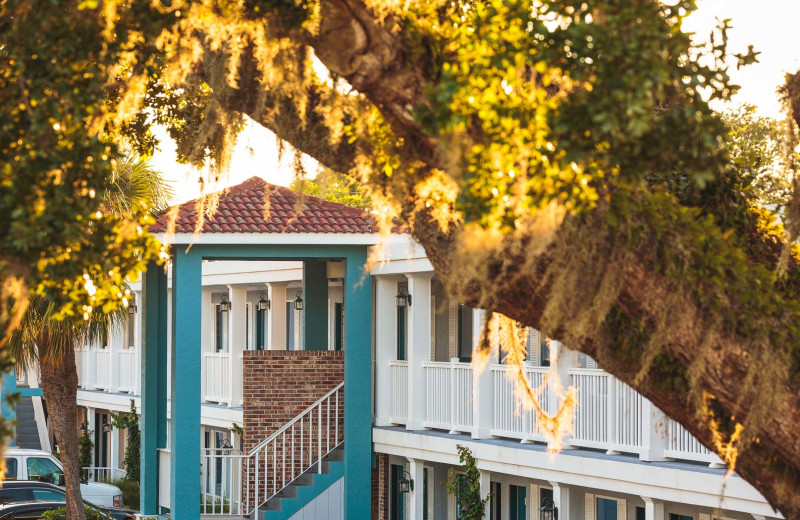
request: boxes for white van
[3,448,123,507]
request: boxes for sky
[152,0,800,204]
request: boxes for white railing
[395,359,720,466]
[204,352,231,404]
[664,418,716,464]
[117,349,138,394]
[197,383,344,517]
[82,466,125,483]
[422,360,473,433]
[388,360,408,424]
[491,364,551,442]
[94,348,111,390]
[423,361,452,430]
[570,368,609,449]
[158,449,171,510]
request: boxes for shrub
[110,478,140,510]
[42,506,112,520]
[444,445,490,520]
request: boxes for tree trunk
[39,340,86,520]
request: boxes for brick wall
[242,350,344,508]
[242,350,344,451]
[376,452,389,520]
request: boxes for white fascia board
[373,428,780,518]
[200,404,244,427]
[158,232,382,246]
[77,391,141,413]
[370,258,434,276]
[201,260,302,276]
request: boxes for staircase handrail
[247,382,343,456]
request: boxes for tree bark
[39,340,86,520]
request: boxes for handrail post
[318,403,322,473]
[449,358,459,434]
[606,375,620,454]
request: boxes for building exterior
[6,177,782,520]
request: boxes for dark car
[0,482,136,520]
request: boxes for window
[389,464,407,520]
[246,304,250,350]
[509,485,527,520]
[334,302,343,351]
[286,301,295,350]
[431,279,451,362]
[4,458,17,479]
[457,305,473,362]
[669,515,693,520]
[0,488,27,503]
[215,303,229,352]
[597,497,618,520]
[256,307,267,350]
[26,458,60,485]
[397,305,407,360]
[489,482,501,520]
[31,489,65,501]
[636,506,646,520]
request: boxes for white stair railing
[197,383,344,517]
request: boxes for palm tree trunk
[39,340,86,520]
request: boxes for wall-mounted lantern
[395,287,412,308]
[219,294,231,312]
[127,296,137,315]
[102,419,112,433]
[294,291,304,311]
[539,497,558,520]
[79,423,87,432]
[398,471,414,493]
[257,292,271,311]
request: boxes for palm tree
[7,156,172,520]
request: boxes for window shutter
[528,484,539,520]
[448,490,456,520]
[528,329,540,365]
[586,356,598,370]
[430,294,436,361]
[616,498,626,520]
[448,300,457,359]
[585,493,595,520]
[426,467,434,520]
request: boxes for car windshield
[26,458,61,485]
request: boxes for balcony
[381,359,719,466]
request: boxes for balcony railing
[118,349,138,394]
[387,360,722,466]
[204,352,231,404]
[388,360,408,424]
[94,348,111,390]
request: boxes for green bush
[78,430,94,470]
[110,478,140,510]
[42,506,112,520]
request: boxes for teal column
[302,259,329,350]
[140,262,168,514]
[2,370,17,447]
[343,251,372,519]
[170,249,203,519]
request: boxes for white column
[268,282,288,350]
[640,399,667,461]
[110,426,120,475]
[549,342,577,450]
[472,309,495,439]
[478,468,491,519]
[375,276,399,426]
[406,273,433,430]
[641,497,665,520]
[134,290,143,395]
[408,458,425,520]
[228,285,247,408]
[550,482,570,520]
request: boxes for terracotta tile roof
[151,177,384,234]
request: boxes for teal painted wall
[303,259,328,350]
[140,262,168,515]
